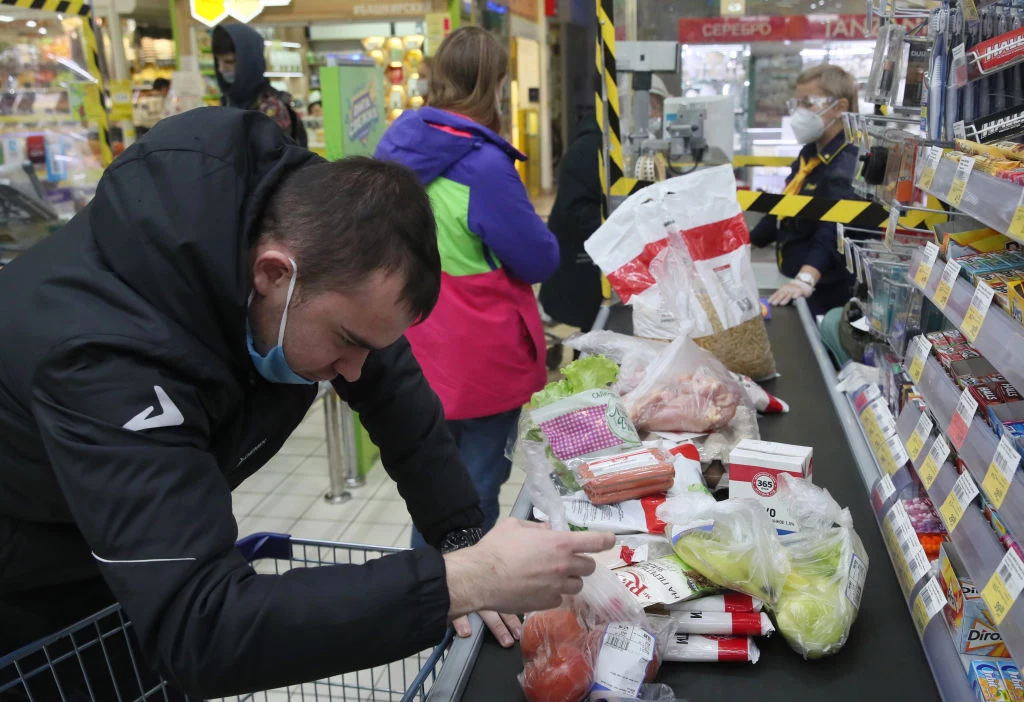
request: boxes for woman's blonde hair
[797,64,859,114]
[428,26,507,133]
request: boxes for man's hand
[768,279,813,307]
[444,519,615,621]
[451,611,522,647]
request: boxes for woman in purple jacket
[375,27,559,546]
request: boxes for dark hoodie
[0,108,480,695]
[215,23,307,147]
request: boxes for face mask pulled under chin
[246,258,315,385]
[789,102,837,145]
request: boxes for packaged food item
[575,448,676,506]
[532,389,642,464]
[535,494,667,535]
[622,335,747,435]
[1001,661,1024,702]
[662,633,760,663]
[980,495,1024,564]
[1009,280,1024,325]
[970,659,1012,702]
[993,141,1024,161]
[769,476,870,659]
[600,534,678,569]
[668,593,764,613]
[614,555,720,608]
[670,611,775,637]
[939,544,1010,658]
[971,383,1006,409]
[660,494,791,605]
[956,138,1005,158]
[728,440,814,533]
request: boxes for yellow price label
[908,355,925,384]
[919,455,941,489]
[933,259,961,311]
[906,432,926,463]
[983,434,1022,510]
[962,282,995,343]
[947,156,975,207]
[1009,192,1024,241]
[982,550,1024,626]
[914,243,939,289]
[918,146,942,191]
[906,335,929,385]
[940,492,966,533]
[919,166,937,191]
[906,411,933,463]
[912,577,947,639]
[962,0,979,21]
[983,466,1012,510]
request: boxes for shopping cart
[0,533,455,702]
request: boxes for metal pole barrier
[339,402,365,489]
[323,390,351,504]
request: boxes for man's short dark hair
[212,26,234,56]
[258,157,440,322]
[152,78,170,92]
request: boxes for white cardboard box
[729,439,813,533]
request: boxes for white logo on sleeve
[123,386,184,432]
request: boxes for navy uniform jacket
[751,133,860,315]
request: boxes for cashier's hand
[768,280,813,307]
[444,519,615,637]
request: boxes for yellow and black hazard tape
[737,191,947,230]
[79,13,113,166]
[0,0,90,16]
[595,0,624,213]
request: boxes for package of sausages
[574,448,676,506]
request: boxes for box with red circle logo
[728,440,813,533]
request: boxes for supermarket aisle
[231,399,525,548]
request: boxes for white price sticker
[887,432,910,468]
[873,402,898,437]
[921,242,939,268]
[905,411,934,462]
[885,207,900,249]
[949,387,980,450]
[983,434,1022,509]
[948,156,975,206]
[913,576,948,637]
[907,335,930,383]
[963,281,996,342]
[953,120,967,140]
[983,549,1024,625]
[918,146,943,190]
[927,434,951,469]
[934,259,962,310]
[889,501,931,585]
[953,470,980,507]
[993,434,1022,483]
[952,42,966,63]
[878,473,896,503]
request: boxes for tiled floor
[232,399,525,552]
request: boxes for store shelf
[913,149,1024,243]
[909,247,1024,395]
[895,362,1024,663]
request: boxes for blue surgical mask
[221,71,236,85]
[246,258,314,385]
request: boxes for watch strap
[439,527,485,553]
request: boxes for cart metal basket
[0,533,454,702]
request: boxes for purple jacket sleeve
[467,152,559,284]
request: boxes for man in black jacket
[0,108,610,697]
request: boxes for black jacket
[0,108,481,695]
[750,133,860,315]
[539,117,604,330]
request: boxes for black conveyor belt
[459,304,938,701]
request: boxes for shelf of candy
[909,244,1024,401]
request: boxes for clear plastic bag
[531,389,642,464]
[658,494,791,606]
[696,406,761,465]
[572,448,676,506]
[769,475,870,659]
[622,335,748,435]
[564,331,664,396]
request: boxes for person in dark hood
[213,23,307,147]
[0,108,611,698]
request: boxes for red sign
[545,0,557,16]
[678,14,922,43]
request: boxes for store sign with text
[678,15,923,43]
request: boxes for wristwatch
[439,527,485,553]
[795,272,816,290]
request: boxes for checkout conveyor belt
[426,300,938,701]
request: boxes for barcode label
[922,242,939,268]
[887,432,909,467]
[955,388,979,424]
[994,434,1022,482]
[999,551,1024,600]
[920,577,946,617]
[928,435,951,471]
[955,154,975,181]
[940,260,962,287]
[890,502,930,583]
[907,335,930,383]
[875,404,897,437]
[605,632,632,652]
[953,471,979,507]
[913,413,934,444]
[877,474,896,503]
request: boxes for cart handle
[236,532,292,562]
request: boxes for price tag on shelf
[940,471,979,533]
[837,224,845,254]
[912,577,948,639]
[947,155,975,207]
[906,411,934,463]
[877,473,897,504]
[961,0,978,22]
[919,435,950,490]
[933,259,962,311]
[983,434,1022,510]
[885,207,900,249]
[1009,190,1024,242]
[948,387,979,451]
[918,146,942,191]
[982,549,1024,626]
[874,402,898,438]
[914,242,939,289]
[962,281,995,343]
[907,335,930,384]
[953,120,967,140]
[883,500,931,596]
[845,241,855,274]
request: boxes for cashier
[752,65,861,315]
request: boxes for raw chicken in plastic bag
[520,564,675,702]
[658,493,791,606]
[769,475,869,659]
[622,335,748,435]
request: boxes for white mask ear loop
[277,258,299,347]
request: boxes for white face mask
[789,102,837,145]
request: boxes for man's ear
[252,247,294,298]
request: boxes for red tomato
[521,610,586,660]
[645,651,661,683]
[522,645,593,702]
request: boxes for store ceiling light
[26,20,36,27]
[38,27,46,34]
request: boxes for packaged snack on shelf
[668,593,764,613]
[660,493,791,605]
[1000,661,1024,702]
[1009,280,1024,325]
[989,402,1024,441]
[945,227,1017,259]
[969,659,1012,702]
[662,633,760,663]
[573,448,676,506]
[622,334,748,435]
[980,494,1024,563]
[614,554,720,608]
[770,475,870,659]
[728,440,813,533]
[670,610,775,637]
[904,494,946,535]
[938,544,1010,658]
